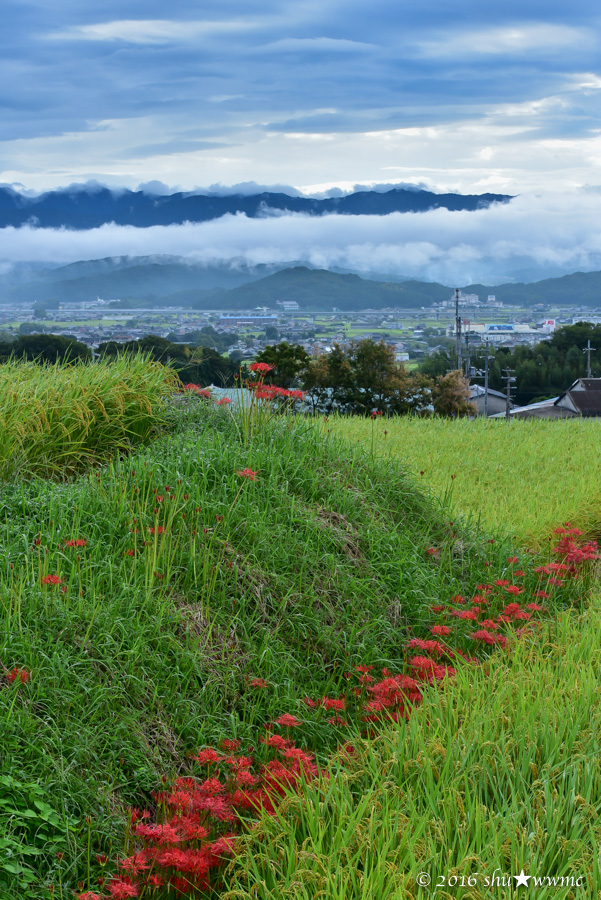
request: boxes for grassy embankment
[328,413,601,547]
[0,364,598,898]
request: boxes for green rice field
[327,414,601,546]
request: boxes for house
[490,378,601,419]
[469,385,511,417]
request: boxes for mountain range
[2,255,601,311]
[0,184,511,229]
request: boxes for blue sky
[2,0,601,194]
[1,1,601,284]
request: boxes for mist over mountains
[3,254,601,311]
[0,184,511,229]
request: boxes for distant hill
[3,254,601,310]
[211,266,451,310]
[3,256,285,304]
[0,184,512,229]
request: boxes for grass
[0,355,179,481]
[0,365,598,897]
[327,413,601,546]
[227,594,601,898]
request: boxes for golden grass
[327,414,601,546]
[0,355,180,480]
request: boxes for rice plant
[0,355,180,481]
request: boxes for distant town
[2,290,601,364]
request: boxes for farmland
[328,414,601,546]
[0,362,599,898]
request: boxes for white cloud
[46,19,258,44]
[416,23,594,58]
[3,191,601,285]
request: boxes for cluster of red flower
[76,525,597,897]
[79,735,319,898]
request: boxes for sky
[2,1,601,283]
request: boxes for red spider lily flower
[370,410,383,418]
[430,605,446,613]
[526,603,543,611]
[426,547,438,556]
[107,878,140,898]
[65,539,87,547]
[450,594,465,604]
[475,584,492,592]
[220,738,241,751]
[155,495,164,503]
[249,362,275,373]
[6,668,30,684]
[216,397,232,405]
[147,876,164,889]
[126,549,134,556]
[261,734,291,750]
[41,574,62,586]
[507,556,518,563]
[248,677,269,688]
[273,714,301,727]
[470,629,507,647]
[407,638,446,656]
[184,384,212,399]
[235,468,259,480]
[494,579,509,587]
[457,609,479,620]
[471,595,488,605]
[430,625,451,636]
[76,893,102,900]
[504,585,523,595]
[149,526,164,536]
[534,590,550,599]
[326,716,348,727]
[303,696,318,708]
[480,619,499,629]
[355,664,374,673]
[514,569,526,576]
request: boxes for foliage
[419,322,601,405]
[327,413,601,545]
[228,591,601,898]
[0,355,178,480]
[302,339,463,417]
[98,335,239,387]
[0,333,91,362]
[1,394,556,896]
[431,369,476,417]
[253,342,311,388]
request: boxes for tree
[254,342,311,388]
[2,333,91,363]
[302,338,432,416]
[431,370,476,418]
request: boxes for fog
[1,190,601,285]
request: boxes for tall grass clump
[1,396,556,897]
[328,414,601,545]
[228,595,601,899]
[0,355,179,481]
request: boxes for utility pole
[454,288,462,373]
[583,339,596,378]
[503,368,516,421]
[464,323,471,378]
[484,339,489,418]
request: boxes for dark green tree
[1,333,91,363]
[254,342,311,388]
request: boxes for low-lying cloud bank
[1,191,601,286]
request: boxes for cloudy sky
[2,1,601,282]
